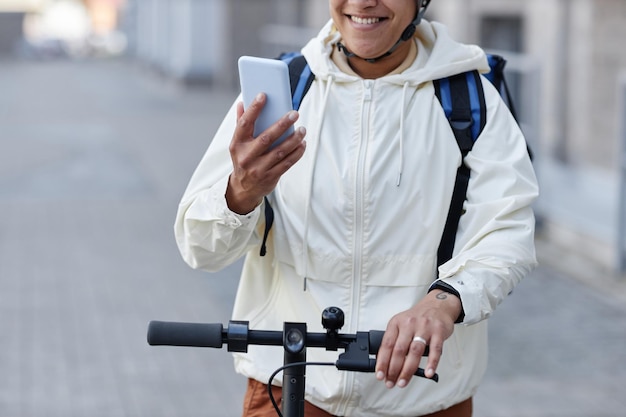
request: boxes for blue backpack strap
[259,53,315,257]
[278,52,315,110]
[435,70,487,147]
[434,70,486,267]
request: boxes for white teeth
[351,16,381,25]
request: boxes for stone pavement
[0,57,625,417]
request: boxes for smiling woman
[174,0,538,415]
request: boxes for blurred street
[1,56,626,417]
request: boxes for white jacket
[175,20,538,417]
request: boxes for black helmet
[404,0,432,40]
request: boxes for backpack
[259,52,522,267]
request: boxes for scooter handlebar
[147,321,435,381]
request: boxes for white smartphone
[238,56,294,149]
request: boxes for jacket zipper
[338,79,374,415]
[351,80,372,329]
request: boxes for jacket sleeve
[436,78,539,325]
[174,98,265,272]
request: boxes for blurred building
[119,0,626,275]
[0,0,45,54]
[122,0,323,86]
[1,0,127,58]
[431,0,626,171]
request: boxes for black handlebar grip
[147,321,224,348]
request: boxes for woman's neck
[333,40,417,79]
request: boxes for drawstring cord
[302,75,335,291]
[397,81,410,186]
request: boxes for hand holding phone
[238,56,294,149]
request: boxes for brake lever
[334,332,438,382]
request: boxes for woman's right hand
[226,93,307,214]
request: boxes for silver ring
[412,336,427,345]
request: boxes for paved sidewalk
[0,57,625,417]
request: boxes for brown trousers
[242,378,472,417]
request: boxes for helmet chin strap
[337,0,431,64]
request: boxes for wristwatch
[428,281,465,323]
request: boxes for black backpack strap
[486,54,519,122]
[259,53,314,256]
[485,54,532,160]
[259,196,274,257]
[434,70,486,266]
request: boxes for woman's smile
[348,15,386,26]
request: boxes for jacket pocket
[273,227,353,284]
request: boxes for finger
[424,334,444,379]
[375,325,398,382]
[236,101,244,119]
[265,126,307,178]
[396,337,427,388]
[235,93,266,139]
[256,110,300,151]
[266,122,307,162]
[384,330,414,388]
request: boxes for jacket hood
[301,19,489,85]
